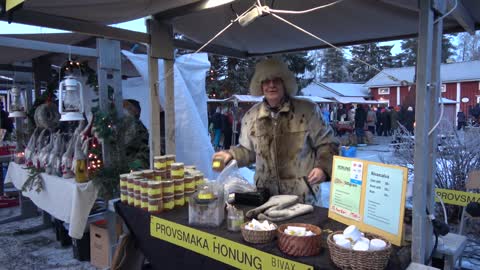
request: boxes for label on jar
[154,162,166,170]
[149,188,162,196]
[141,201,148,208]
[148,204,159,211]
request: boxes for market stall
[2,0,480,268]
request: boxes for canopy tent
[2,0,480,265]
[4,1,478,56]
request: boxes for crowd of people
[333,104,415,139]
[208,107,240,151]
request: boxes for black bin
[72,232,91,261]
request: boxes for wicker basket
[327,231,392,270]
[277,223,322,257]
[241,222,277,244]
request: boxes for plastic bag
[217,160,256,201]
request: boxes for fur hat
[249,58,298,96]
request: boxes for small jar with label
[171,162,185,179]
[140,179,149,198]
[165,155,176,168]
[127,191,135,206]
[227,208,244,232]
[134,192,141,208]
[184,190,195,204]
[142,170,155,180]
[174,192,185,207]
[120,173,129,192]
[163,195,175,210]
[127,175,135,193]
[194,173,205,188]
[162,180,174,197]
[148,181,163,199]
[154,170,162,181]
[184,175,196,192]
[141,193,149,211]
[212,158,225,172]
[174,179,184,193]
[120,191,128,204]
[148,198,163,214]
[153,156,167,171]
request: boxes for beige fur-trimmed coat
[229,97,339,204]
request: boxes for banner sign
[150,216,313,270]
[435,188,480,206]
[6,0,24,11]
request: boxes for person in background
[122,99,150,169]
[337,104,346,121]
[379,108,389,136]
[212,58,339,204]
[223,107,233,150]
[375,106,382,136]
[354,104,367,144]
[322,106,330,126]
[0,102,13,138]
[390,106,400,134]
[211,107,223,150]
[366,106,377,134]
[405,106,415,133]
[457,111,466,130]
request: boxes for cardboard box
[90,222,110,269]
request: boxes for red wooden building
[365,61,480,121]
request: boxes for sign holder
[328,156,408,246]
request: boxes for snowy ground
[0,134,478,269]
[0,207,96,270]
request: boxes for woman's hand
[307,168,326,184]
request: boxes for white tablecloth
[6,162,98,239]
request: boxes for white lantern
[59,75,84,121]
[7,86,26,118]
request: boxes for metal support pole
[426,0,445,257]
[412,0,435,264]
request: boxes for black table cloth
[115,202,406,270]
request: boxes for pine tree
[394,35,457,67]
[348,43,394,82]
[282,52,315,93]
[457,31,480,61]
[322,48,348,82]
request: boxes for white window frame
[441,84,446,93]
[478,81,480,90]
[378,87,390,95]
[477,96,480,103]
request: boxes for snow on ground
[0,207,95,270]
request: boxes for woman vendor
[213,58,339,204]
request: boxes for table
[115,203,408,270]
[5,162,98,239]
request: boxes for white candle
[335,238,352,249]
[353,241,369,251]
[370,239,387,251]
[343,225,361,242]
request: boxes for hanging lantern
[59,75,85,121]
[7,86,26,118]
